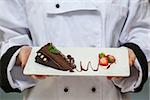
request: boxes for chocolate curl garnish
[67,55,75,64]
[67,55,71,59]
[106,63,112,69]
[66,55,76,72]
[70,58,75,64]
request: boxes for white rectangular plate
[23,47,130,76]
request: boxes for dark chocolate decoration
[75,61,113,72]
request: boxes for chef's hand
[107,48,136,80]
[15,46,48,79]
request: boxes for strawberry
[107,55,116,63]
[99,57,109,66]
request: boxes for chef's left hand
[107,48,136,80]
[16,46,49,79]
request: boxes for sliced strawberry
[99,57,108,66]
[107,55,116,63]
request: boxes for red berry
[107,55,116,63]
[99,57,109,66]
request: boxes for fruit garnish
[107,55,116,63]
[99,53,105,59]
[99,57,109,66]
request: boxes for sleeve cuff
[8,49,37,91]
[0,46,37,93]
[0,46,22,93]
[121,43,148,92]
[112,64,139,93]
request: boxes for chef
[0,0,149,100]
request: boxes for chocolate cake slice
[35,43,76,72]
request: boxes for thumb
[19,46,32,68]
[20,53,30,68]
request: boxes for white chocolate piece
[43,58,47,62]
[37,53,41,56]
[40,55,44,59]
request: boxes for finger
[20,46,32,68]
[107,76,124,80]
[112,77,124,80]
[128,49,136,67]
[31,75,47,79]
[107,76,113,80]
[21,55,29,68]
[128,50,133,66]
[128,52,131,65]
[31,75,48,79]
[129,53,135,66]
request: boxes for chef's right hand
[15,46,48,79]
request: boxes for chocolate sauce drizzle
[75,61,113,72]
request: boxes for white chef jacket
[0,0,150,100]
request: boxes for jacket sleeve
[0,0,36,93]
[112,0,150,93]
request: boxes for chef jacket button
[91,87,96,93]
[64,88,69,93]
[56,4,60,8]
